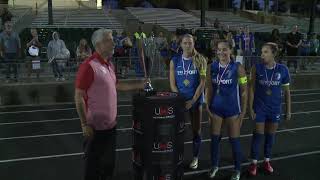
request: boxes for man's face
[97,32,115,57]
[293,26,298,33]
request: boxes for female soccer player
[206,40,248,180]
[248,42,291,176]
[169,34,207,170]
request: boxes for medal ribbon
[217,62,230,86]
[264,63,277,87]
[182,57,192,79]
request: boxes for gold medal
[266,88,272,96]
[183,79,190,86]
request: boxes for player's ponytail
[181,34,207,77]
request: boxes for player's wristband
[238,76,248,85]
[200,69,206,76]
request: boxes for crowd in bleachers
[0,7,319,83]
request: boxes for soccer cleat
[263,161,274,174]
[230,171,241,180]
[208,167,219,179]
[189,157,198,170]
[248,163,257,176]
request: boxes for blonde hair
[181,34,207,76]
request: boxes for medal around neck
[183,79,190,87]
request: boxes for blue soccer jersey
[209,60,241,118]
[172,55,203,103]
[253,63,290,114]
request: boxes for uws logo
[152,141,173,153]
[153,106,175,119]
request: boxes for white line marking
[291,92,320,97]
[0,92,319,114]
[1,110,320,140]
[0,105,132,115]
[0,125,319,163]
[0,118,80,126]
[1,99,320,126]
[184,150,320,176]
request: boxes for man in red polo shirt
[75,29,147,180]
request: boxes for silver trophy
[140,32,156,92]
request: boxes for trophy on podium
[139,32,156,93]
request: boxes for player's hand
[238,113,245,127]
[283,112,291,128]
[249,109,256,121]
[206,104,214,119]
[185,100,193,110]
[82,125,94,137]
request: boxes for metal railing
[0,55,319,83]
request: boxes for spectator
[1,8,13,26]
[234,27,243,56]
[113,31,125,57]
[0,21,21,83]
[226,32,235,49]
[26,28,42,79]
[299,33,311,70]
[310,33,319,69]
[299,34,311,56]
[270,28,285,58]
[74,28,147,180]
[310,33,319,56]
[286,25,302,73]
[241,26,256,69]
[76,38,92,64]
[222,25,230,39]
[169,34,180,59]
[213,18,220,29]
[47,31,69,81]
[134,25,147,43]
[120,31,133,78]
[155,31,168,76]
[176,23,189,36]
[210,33,220,60]
[143,31,157,77]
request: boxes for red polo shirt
[76,52,116,90]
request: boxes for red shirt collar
[92,52,111,66]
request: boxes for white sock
[265,158,270,162]
[252,159,258,164]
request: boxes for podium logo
[154,106,174,116]
[153,174,171,180]
[153,142,173,153]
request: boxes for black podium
[132,91,185,180]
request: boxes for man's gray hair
[91,28,113,48]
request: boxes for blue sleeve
[281,66,290,85]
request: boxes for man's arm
[74,89,87,127]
